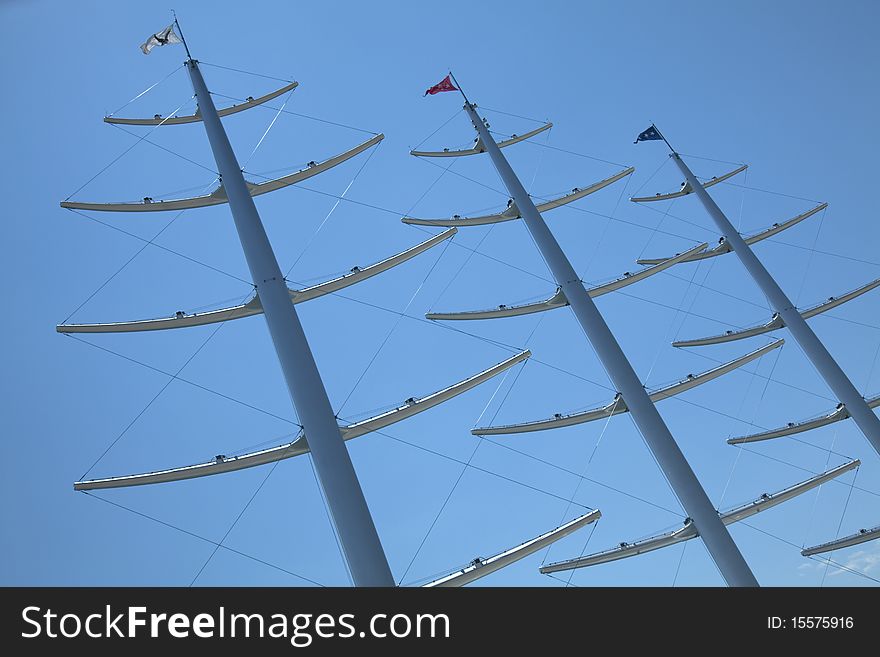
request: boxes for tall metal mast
[184,57,394,586]
[665,142,880,458]
[459,99,758,586]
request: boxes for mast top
[650,123,677,154]
[172,11,193,60]
[448,71,472,107]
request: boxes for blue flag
[634,125,663,144]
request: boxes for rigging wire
[64,99,193,202]
[736,165,748,231]
[674,152,746,167]
[635,196,679,264]
[731,443,879,503]
[59,173,226,326]
[282,141,382,280]
[630,155,672,200]
[670,248,721,346]
[370,426,594,512]
[82,492,324,586]
[209,91,380,136]
[106,64,183,117]
[107,121,217,174]
[579,169,633,282]
[76,292,255,481]
[60,212,183,325]
[719,180,823,205]
[395,359,527,586]
[520,139,629,169]
[190,458,285,586]
[550,192,710,245]
[223,431,299,458]
[631,198,729,240]
[802,422,841,555]
[482,437,681,516]
[671,541,688,587]
[420,227,555,286]
[335,234,454,417]
[793,207,828,306]
[546,401,619,584]
[738,518,880,586]
[617,287,776,347]
[545,572,581,587]
[710,277,780,563]
[818,313,880,331]
[477,118,629,169]
[410,107,464,151]
[241,85,298,170]
[561,521,600,588]
[333,150,463,417]
[820,467,860,587]
[200,61,294,83]
[647,259,711,384]
[417,155,509,198]
[719,347,783,506]
[65,334,297,426]
[65,208,252,286]
[397,283,553,586]
[478,104,547,125]
[660,270,770,312]
[768,237,880,271]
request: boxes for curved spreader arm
[636,203,827,266]
[673,277,880,347]
[426,242,707,321]
[630,164,747,203]
[422,509,601,587]
[402,167,634,227]
[727,393,880,445]
[104,81,299,126]
[472,340,782,436]
[539,459,859,573]
[73,350,530,491]
[60,134,383,213]
[57,228,456,334]
[801,524,880,557]
[410,122,552,158]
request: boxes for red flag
[424,74,458,96]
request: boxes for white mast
[182,55,394,586]
[430,77,757,587]
[652,128,880,459]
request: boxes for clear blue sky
[2,0,879,586]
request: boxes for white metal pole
[186,58,394,586]
[669,150,880,459]
[462,101,757,586]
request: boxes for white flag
[140,24,182,55]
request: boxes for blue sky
[2,0,879,587]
